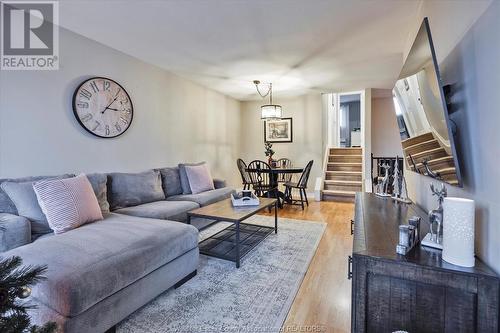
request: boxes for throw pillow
[107,170,165,210]
[86,173,110,214]
[178,162,205,194]
[33,174,103,234]
[156,167,183,197]
[0,175,72,236]
[185,164,215,194]
[0,174,74,215]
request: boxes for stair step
[327,162,362,172]
[324,180,362,192]
[329,147,362,156]
[407,147,448,164]
[325,171,362,181]
[413,156,455,171]
[322,190,357,202]
[412,158,459,184]
[402,132,434,149]
[404,139,440,156]
[324,180,362,185]
[329,155,362,163]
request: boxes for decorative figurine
[375,162,392,197]
[396,216,421,255]
[421,182,447,250]
[391,157,412,203]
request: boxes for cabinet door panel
[415,284,445,333]
[365,273,477,333]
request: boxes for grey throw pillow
[86,173,110,214]
[157,167,183,197]
[107,170,165,210]
[0,174,74,214]
[1,177,70,236]
[178,162,206,194]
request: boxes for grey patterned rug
[118,215,326,333]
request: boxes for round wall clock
[72,77,133,138]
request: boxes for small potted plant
[264,142,276,167]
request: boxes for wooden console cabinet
[350,193,499,333]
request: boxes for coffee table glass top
[187,198,277,222]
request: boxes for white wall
[404,0,500,273]
[240,94,324,191]
[371,96,404,158]
[0,27,242,186]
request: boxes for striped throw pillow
[33,174,103,234]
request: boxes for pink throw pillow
[185,163,215,194]
[33,174,103,234]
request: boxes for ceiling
[58,0,422,101]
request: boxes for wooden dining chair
[246,160,278,203]
[276,158,293,183]
[236,158,252,190]
[284,160,313,210]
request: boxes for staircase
[402,132,459,185]
[323,147,363,201]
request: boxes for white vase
[442,197,475,267]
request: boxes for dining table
[245,165,304,208]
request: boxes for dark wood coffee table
[187,198,278,268]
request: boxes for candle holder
[442,197,475,267]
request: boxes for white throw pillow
[33,174,103,234]
[185,163,215,194]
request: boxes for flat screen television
[392,18,462,187]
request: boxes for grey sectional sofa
[0,166,234,333]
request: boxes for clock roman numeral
[77,101,88,108]
[79,88,92,100]
[103,80,110,91]
[120,117,128,125]
[81,113,92,122]
[90,81,99,93]
[92,121,101,132]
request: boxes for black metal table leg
[187,215,191,224]
[235,221,240,268]
[274,201,278,234]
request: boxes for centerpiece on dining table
[264,142,277,167]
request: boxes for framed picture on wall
[264,118,293,143]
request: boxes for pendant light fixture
[253,80,282,120]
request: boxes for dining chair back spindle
[246,160,278,199]
[284,160,314,210]
[237,158,252,190]
[276,158,293,183]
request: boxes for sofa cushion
[114,200,199,222]
[86,173,110,214]
[0,175,72,236]
[167,187,235,206]
[0,213,31,251]
[0,174,74,215]
[185,163,215,194]
[3,213,199,317]
[156,167,182,197]
[108,170,165,210]
[33,175,104,234]
[178,162,205,194]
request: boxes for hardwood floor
[260,200,355,333]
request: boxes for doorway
[339,94,361,147]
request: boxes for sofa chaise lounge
[0,166,234,333]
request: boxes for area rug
[117,215,326,333]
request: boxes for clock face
[72,77,133,138]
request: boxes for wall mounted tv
[392,17,462,187]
